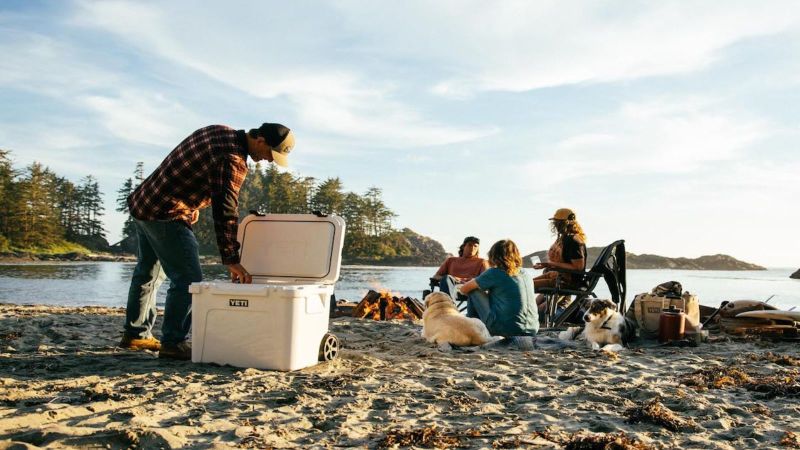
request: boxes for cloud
[0,28,118,96]
[72,1,496,148]
[519,96,771,184]
[327,0,800,97]
[82,91,202,147]
[0,24,201,149]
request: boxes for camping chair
[423,278,469,313]
[536,239,627,329]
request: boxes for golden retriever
[421,292,499,351]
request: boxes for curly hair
[550,218,586,242]
[488,239,523,276]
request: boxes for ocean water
[0,263,798,311]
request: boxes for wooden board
[736,310,800,321]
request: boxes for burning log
[353,290,424,321]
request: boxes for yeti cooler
[190,213,345,371]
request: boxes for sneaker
[119,335,161,351]
[158,341,192,361]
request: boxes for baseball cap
[270,131,294,168]
[462,236,480,245]
[549,208,576,221]
[256,123,294,168]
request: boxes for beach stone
[791,269,800,279]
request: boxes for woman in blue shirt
[458,239,539,337]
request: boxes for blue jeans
[124,219,202,345]
[466,290,494,325]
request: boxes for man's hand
[227,263,252,284]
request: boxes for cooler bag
[627,292,700,337]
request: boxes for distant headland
[523,247,766,271]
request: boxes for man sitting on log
[431,236,489,299]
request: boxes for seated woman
[432,236,489,298]
[533,208,587,313]
[458,239,539,337]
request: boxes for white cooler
[190,213,345,371]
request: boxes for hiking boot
[119,335,161,351]
[158,341,192,361]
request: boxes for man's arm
[210,153,248,276]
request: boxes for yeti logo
[229,299,249,307]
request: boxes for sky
[1,0,799,267]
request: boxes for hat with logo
[549,208,576,221]
[257,123,295,168]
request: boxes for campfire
[352,290,424,321]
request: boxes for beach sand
[0,303,798,449]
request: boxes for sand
[0,303,798,449]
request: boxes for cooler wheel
[319,333,340,362]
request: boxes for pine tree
[55,177,80,240]
[237,162,266,219]
[310,178,345,216]
[78,176,105,239]
[115,162,144,253]
[14,163,62,248]
[115,177,137,252]
[362,187,395,236]
[0,150,18,240]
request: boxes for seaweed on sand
[563,432,655,450]
[379,425,461,449]
[681,364,800,399]
[746,352,800,367]
[780,431,800,448]
[491,430,653,450]
[0,331,21,342]
[681,366,750,390]
[624,396,698,432]
[744,371,800,399]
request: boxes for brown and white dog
[421,292,500,351]
[559,299,636,352]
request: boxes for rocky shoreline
[0,252,136,263]
[0,250,782,273]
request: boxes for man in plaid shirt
[120,123,295,360]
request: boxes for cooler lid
[238,213,346,284]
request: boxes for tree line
[0,148,420,262]
[116,163,417,262]
[0,150,106,252]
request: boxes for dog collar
[600,316,614,330]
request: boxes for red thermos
[658,305,686,343]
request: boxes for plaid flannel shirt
[128,125,249,264]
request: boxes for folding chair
[423,277,469,313]
[536,239,627,329]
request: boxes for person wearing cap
[432,236,489,299]
[533,208,587,313]
[120,123,295,360]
